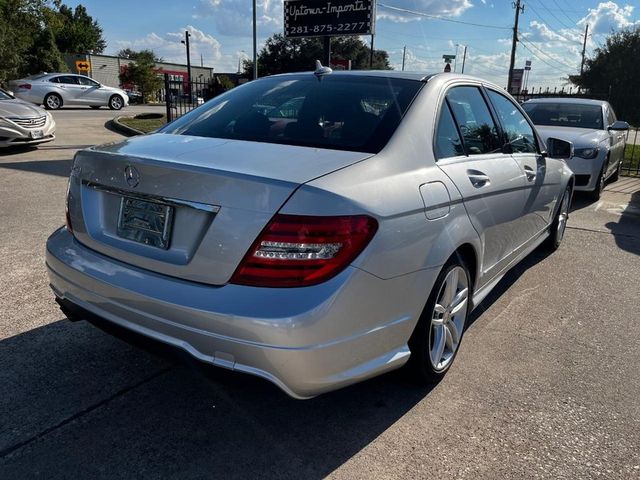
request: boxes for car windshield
[159,74,423,153]
[0,89,12,100]
[522,102,604,129]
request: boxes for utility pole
[461,45,468,74]
[181,31,192,94]
[580,23,589,76]
[252,0,258,79]
[402,45,406,71]
[507,0,524,93]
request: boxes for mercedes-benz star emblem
[124,165,140,188]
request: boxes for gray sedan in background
[47,70,574,398]
[523,98,629,200]
[0,88,55,147]
[9,73,129,110]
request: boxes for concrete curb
[110,115,145,137]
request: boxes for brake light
[230,214,378,287]
[18,83,31,90]
[65,178,73,234]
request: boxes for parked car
[9,73,129,111]
[0,87,55,147]
[522,98,629,200]
[125,90,143,104]
[47,70,574,398]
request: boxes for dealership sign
[284,0,375,38]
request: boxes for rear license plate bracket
[117,196,174,249]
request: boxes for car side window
[435,101,465,159]
[55,76,79,85]
[486,90,538,154]
[77,76,99,87]
[445,86,501,155]
[606,108,616,126]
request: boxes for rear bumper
[46,227,436,398]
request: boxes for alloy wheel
[46,95,60,109]
[429,266,469,371]
[110,96,123,110]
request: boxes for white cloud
[377,0,473,22]
[112,25,241,72]
[578,1,638,35]
[193,0,283,35]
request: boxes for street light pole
[181,31,192,94]
[401,45,406,71]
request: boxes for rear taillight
[230,214,378,287]
[65,178,73,234]
[18,83,31,90]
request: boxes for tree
[117,48,164,62]
[25,26,67,74]
[53,4,106,54]
[119,50,163,103]
[570,26,640,125]
[242,34,391,77]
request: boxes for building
[63,53,214,89]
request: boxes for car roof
[523,97,607,107]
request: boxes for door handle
[524,166,536,182]
[466,170,490,188]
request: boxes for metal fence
[163,74,220,122]
[623,128,640,176]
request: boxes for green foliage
[0,0,105,84]
[242,34,391,77]
[117,48,164,63]
[570,26,640,125]
[217,75,235,91]
[119,50,163,103]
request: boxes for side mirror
[608,120,629,131]
[546,137,574,159]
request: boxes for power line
[524,2,582,45]
[377,3,512,30]
[530,0,574,30]
[549,0,580,25]
[519,39,575,70]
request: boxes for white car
[9,73,129,111]
[522,98,629,200]
[0,88,55,147]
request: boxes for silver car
[522,98,629,200]
[0,88,55,147]
[46,71,574,398]
[9,73,129,110]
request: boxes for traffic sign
[442,54,456,62]
[75,60,91,72]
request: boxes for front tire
[544,185,571,251]
[589,164,606,201]
[610,160,621,183]
[108,95,124,110]
[406,258,470,383]
[44,93,62,110]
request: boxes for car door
[485,88,562,241]
[435,85,527,279]
[76,76,104,105]
[605,105,625,175]
[52,75,83,104]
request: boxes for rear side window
[160,75,423,154]
[435,103,464,159]
[607,108,616,126]
[486,90,538,154]
[446,86,501,155]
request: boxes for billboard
[510,68,524,94]
[284,0,375,38]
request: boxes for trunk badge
[124,165,140,188]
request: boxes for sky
[64,0,639,88]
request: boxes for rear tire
[44,93,62,110]
[406,258,470,383]
[108,95,124,110]
[544,185,571,251]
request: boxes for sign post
[442,54,455,73]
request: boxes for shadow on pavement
[0,159,72,177]
[605,189,640,256]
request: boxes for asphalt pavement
[0,108,639,479]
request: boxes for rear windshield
[522,102,604,130]
[159,75,423,153]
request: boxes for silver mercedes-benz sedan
[9,73,129,110]
[522,98,629,200]
[0,88,55,147]
[46,70,574,398]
